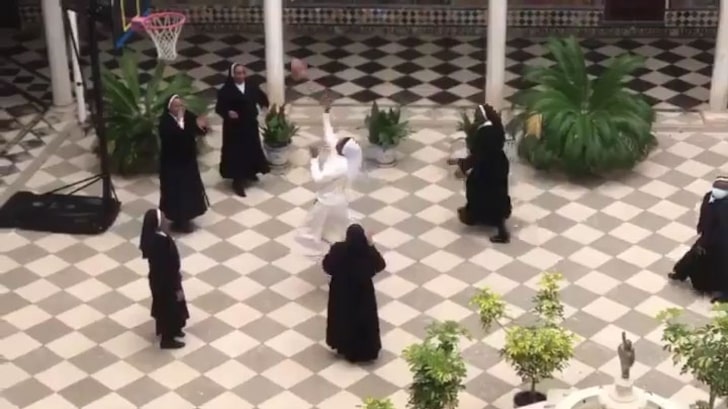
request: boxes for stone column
[41,0,73,107]
[709,0,728,112]
[485,0,508,111]
[264,0,285,106]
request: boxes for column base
[51,103,76,113]
[701,110,728,124]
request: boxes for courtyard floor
[0,106,724,408]
[2,31,717,112]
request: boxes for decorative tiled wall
[665,9,719,27]
[14,3,720,35]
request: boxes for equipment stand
[0,0,121,235]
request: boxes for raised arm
[322,113,338,150]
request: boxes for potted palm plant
[365,101,410,167]
[403,321,469,409]
[507,36,657,177]
[101,50,207,175]
[261,104,299,168]
[471,272,576,407]
[456,109,484,143]
[657,305,728,409]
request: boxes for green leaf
[472,272,575,391]
[365,102,410,149]
[513,36,656,177]
[261,104,299,148]
[657,305,728,404]
[403,321,468,409]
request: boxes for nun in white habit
[295,105,363,256]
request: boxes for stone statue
[618,332,635,380]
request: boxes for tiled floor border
[16,6,720,36]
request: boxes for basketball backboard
[112,0,151,49]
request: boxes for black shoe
[233,181,247,197]
[160,339,185,349]
[175,330,186,338]
[668,273,686,281]
[490,233,510,244]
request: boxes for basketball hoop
[131,12,186,61]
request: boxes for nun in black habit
[215,63,270,197]
[158,94,209,233]
[139,209,189,350]
[670,176,728,302]
[323,224,386,363]
[447,104,512,243]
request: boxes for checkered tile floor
[0,63,64,189]
[0,107,722,409]
[2,30,717,111]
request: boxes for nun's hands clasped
[228,110,238,119]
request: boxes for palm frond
[512,36,656,177]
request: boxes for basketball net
[133,12,186,61]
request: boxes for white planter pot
[368,144,397,167]
[264,143,291,167]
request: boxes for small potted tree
[361,398,396,409]
[657,305,728,409]
[261,104,299,168]
[470,272,576,407]
[402,321,469,409]
[365,101,410,167]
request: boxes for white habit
[295,113,357,255]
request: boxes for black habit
[140,210,189,346]
[158,102,208,224]
[215,73,270,182]
[323,225,386,363]
[457,120,512,227]
[672,192,728,297]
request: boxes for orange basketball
[290,58,308,81]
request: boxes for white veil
[341,138,364,184]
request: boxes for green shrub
[508,36,657,177]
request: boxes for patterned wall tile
[15,3,720,35]
[665,9,719,27]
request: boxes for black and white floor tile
[2,31,718,111]
[0,56,52,186]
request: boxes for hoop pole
[87,0,113,206]
[66,10,86,123]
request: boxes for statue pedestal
[598,378,647,409]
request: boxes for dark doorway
[0,0,21,28]
[604,0,665,22]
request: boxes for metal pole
[87,0,112,206]
[67,10,87,123]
